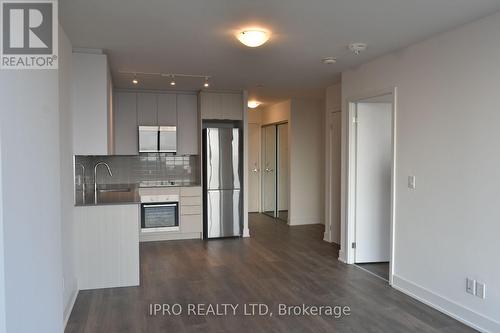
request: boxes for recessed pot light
[248,101,261,108]
[237,30,270,47]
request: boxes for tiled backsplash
[74,154,200,189]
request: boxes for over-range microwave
[138,126,176,153]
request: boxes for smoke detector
[348,43,367,55]
[322,57,337,64]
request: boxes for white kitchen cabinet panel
[72,52,111,155]
[222,93,243,120]
[74,204,140,290]
[181,205,202,215]
[114,92,138,155]
[180,214,202,233]
[137,93,157,126]
[200,92,243,120]
[177,94,199,155]
[157,93,177,126]
[180,195,202,206]
[200,92,222,119]
[180,186,202,197]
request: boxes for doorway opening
[346,91,396,283]
[261,122,289,222]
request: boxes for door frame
[248,122,262,213]
[324,109,341,243]
[345,87,397,285]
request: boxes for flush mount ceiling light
[322,57,337,64]
[132,74,139,84]
[247,101,261,109]
[237,29,270,47]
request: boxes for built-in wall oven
[140,194,179,232]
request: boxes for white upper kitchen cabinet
[200,92,243,120]
[200,92,221,119]
[157,93,177,126]
[222,93,243,120]
[137,93,157,126]
[177,94,198,155]
[72,52,112,155]
[114,92,138,155]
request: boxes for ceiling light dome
[237,29,269,47]
[247,101,261,109]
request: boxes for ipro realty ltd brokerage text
[149,303,351,318]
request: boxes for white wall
[59,28,78,325]
[341,11,500,332]
[0,37,64,333]
[262,100,290,125]
[0,133,6,332]
[289,99,324,225]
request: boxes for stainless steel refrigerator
[203,126,243,239]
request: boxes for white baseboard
[63,288,78,329]
[392,275,500,333]
[288,217,323,226]
[243,228,250,238]
[338,250,346,263]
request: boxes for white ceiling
[60,0,500,105]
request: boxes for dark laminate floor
[356,262,390,281]
[66,213,476,333]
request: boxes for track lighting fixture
[120,71,212,88]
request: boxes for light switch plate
[476,282,486,299]
[408,175,416,189]
[466,278,476,295]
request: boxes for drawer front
[180,196,201,206]
[141,195,178,203]
[139,187,180,197]
[181,214,202,233]
[180,187,202,197]
[181,205,201,216]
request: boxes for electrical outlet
[466,278,476,295]
[476,282,486,299]
[408,175,416,189]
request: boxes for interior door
[248,123,260,212]
[261,125,276,217]
[355,103,392,263]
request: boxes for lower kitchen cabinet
[74,204,140,289]
[180,186,202,234]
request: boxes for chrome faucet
[75,162,86,204]
[94,161,113,203]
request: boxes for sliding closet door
[262,125,276,217]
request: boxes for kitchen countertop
[75,183,201,206]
